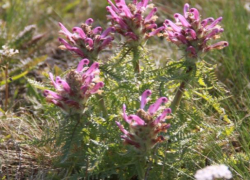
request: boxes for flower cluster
[58,19,115,61]
[0,45,19,57]
[43,59,104,114]
[106,0,164,45]
[194,164,232,180]
[116,90,171,152]
[163,3,228,60]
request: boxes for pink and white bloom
[43,59,104,114]
[106,0,164,45]
[58,19,115,61]
[116,90,171,152]
[163,3,228,59]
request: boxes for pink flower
[116,90,171,152]
[107,0,164,45]
[43,59,104,114]
[163,3,228,59]
[58,19,115,61]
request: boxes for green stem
[170,66,193,113]
[96,94,108,118]
[132,46,140,74]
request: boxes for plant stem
[5,63,9,111]
[170,66,193,113]
[96,94,108,118]
[132,46,140,74]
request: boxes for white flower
[244,3,250,12]
[194,164,232,180]
[0,45,19,57]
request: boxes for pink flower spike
[145,7,157,23]
[174,13,191,27]
[92,27,103,34]
[57,79,71,93]
[148,97,168,115]
[183,3,190,18]
[85,18,94,25]
[72,27,86,39]
[85,62,99,75]
[190,8,200,21]
[116,121,129,135]
[128,115,145,125]
[140,89,152,109]
[90,82,104,94]
[76,59,90,72]
[164,20,182,32]
[206,17,223,30]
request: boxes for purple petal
[122,104,131,123]
[128,115,145,125]
[153,108,171,125]
[85,18,94,25]
[72,27,86,39]
[107,0,120,13]
[106,6,119,19]
[174,32,188,44]
[125,32,138,40]
[76,59,90,72]
[116,121,129,135]
[145,7,157,23]
[101,27,115,38]
[85,62,99,76]
[148,97,168,115]
[174,13,191,27]
[164,20,182,32]
[92,27,103,34]
[58,22,72,37]
[99,37,114,50]
[186,29,197,39]
[186,46,197,57]
[205,41,229,51]
[206,17,223,30]
[44,90,63,100]
[201,17,215,27]
[190,8,200,21]
[90,82,104,94]
[183,3,190,18]
[57,79,71,93]
[121,135,140,148]
[140,89,152,109]
[148,26,165,37]
[49,73,60,90]
[58,38,84,57]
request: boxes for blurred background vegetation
[1,0,250,179]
